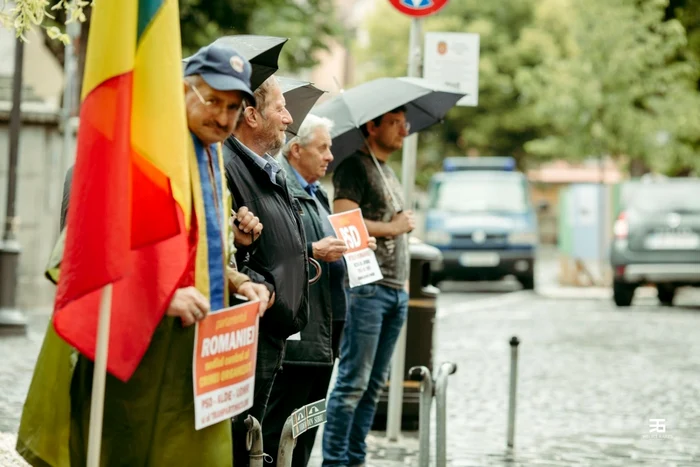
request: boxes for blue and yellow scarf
[189,133,231,310]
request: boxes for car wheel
[519,275,535,290]
[613,281,635,307]
[656,284,676,306]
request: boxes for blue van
[424,156,539,289]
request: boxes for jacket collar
[281,157,315,200]
[226,136,284,184]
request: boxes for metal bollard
[507,336,520,449]
[408,366,433,467]
[245,415,267,467]
[277,414,297,467]
[435,362,457,467]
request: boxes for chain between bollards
[507,336,520,449]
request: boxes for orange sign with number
[328,208,370,253]
[328,208,383,288]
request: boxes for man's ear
[243,106,258,128]
[366,120,379,137]
[289,142,302,160]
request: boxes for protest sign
[328,208,383,287]
[193,300,259,430]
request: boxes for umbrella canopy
[277,76,326,137]
[310,77,466,171]
[184,35,288,91]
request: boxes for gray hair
[236,75,279,127]
[282,114,334,158]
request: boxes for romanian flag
[53,0,193,382]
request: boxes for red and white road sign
[388,0,448,17]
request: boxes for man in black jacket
[223,75,310,466]
[261,115,360,466]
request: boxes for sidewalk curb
[537,286,658,301]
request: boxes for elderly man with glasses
[18,43,271,467]
[260,114,376,466]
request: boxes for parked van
[424,156,539,289]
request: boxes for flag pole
[86,283,113,467]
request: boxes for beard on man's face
[261,124,286,155]
[377,134,402,152]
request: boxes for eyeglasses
[187,81,241,116]
[389,119,411,132]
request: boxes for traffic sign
[388,0,448,17]
[423,32,480,106]
[291,399,327,439]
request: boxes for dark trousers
[232,330,284,467]
[261,322,345,466]
[262,365,334,466]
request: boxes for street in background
[424,156,541,290]
[610,177,700,307]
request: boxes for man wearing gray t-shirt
[322,106,415,467]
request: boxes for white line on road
[437,290,533,319]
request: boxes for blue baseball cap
[184,43,256,106]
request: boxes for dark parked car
[610,178,700,307]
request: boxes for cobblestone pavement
[309,286,700,466]
[3,286,700,466]
[0,310,52,466]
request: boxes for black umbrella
[277,76,326,137]
[310,77,466,171]
[184,35,288,91]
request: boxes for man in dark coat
[261,114,380,466]
[222,75,310,466]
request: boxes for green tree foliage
[357,0,700,180]
[180,0,340,70]
[518,0,699,176]
[355,0,570,185]
[668,0,700,69]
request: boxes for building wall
[0,106,72,309]
[0,26,65,108]
[307,0,377,100]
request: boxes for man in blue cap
[183,43,256,145]
[16,42,270,467]
[183,43,269,253]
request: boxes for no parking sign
[388,0,449,17]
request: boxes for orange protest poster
[328,208,383,287]
[192,299,259,430]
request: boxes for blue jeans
[322,283,409,466]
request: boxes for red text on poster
[193,300,259,430]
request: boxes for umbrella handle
[308,258,322,285]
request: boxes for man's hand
[390,210,415,236]
[313,236,348,262]
[236,281,271,317]
[166,286,210,327]
[231,206,263,247]
[368,236,378,251]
